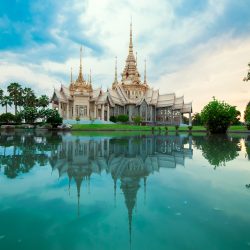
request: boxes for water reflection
[0,132,193,248]
[193,135,242,169]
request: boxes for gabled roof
[173,96,184,110]
[157,93,175,107]
[51,88,67,103]
[182,102,192,113]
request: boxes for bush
[76,116,80,122]
[175,125,179,131]
[201,98,238,134]
[0,113,16,123]
[46,109,63,128]
[188,125,193,131]
[117,114,129,123]
[19,107,38,123]
[133,116,142,125]
[110,116,117,123]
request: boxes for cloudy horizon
[0,0,249,117]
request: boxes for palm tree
[22,87,36,108]
[7,82,23,115]
[1,96,12,113]
[37,95,49,108]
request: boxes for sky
[0,0,250,116]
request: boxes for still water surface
[0,131,250,250]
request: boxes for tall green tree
[1,96,12,113]
[7,82,23,115]
[22,87,37,108]
[37,95,49,108]
[0,88,3,100]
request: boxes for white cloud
[1,0,249,118]
[155,35,250,117]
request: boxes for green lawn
[71,124,249,132]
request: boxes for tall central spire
[129,19,133,54]
[77,46,84,83]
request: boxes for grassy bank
[71,124,248,132]
[1,124,248,133]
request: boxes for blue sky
[0,0,250,114]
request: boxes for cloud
[0,0,250,116]
[155,35,250,117]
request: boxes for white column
[66,103,69,119]
[107,105,110,121]
[189,112,192,126]
[180,113,183,124]
[94,104,97,119]
[101,104,104,121]
[58,102,61,116]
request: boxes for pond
[0,131,250,250]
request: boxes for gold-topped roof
[121,21,141,85]
[71,46,92,93]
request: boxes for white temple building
[51,23,192,125]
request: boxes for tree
[243,63,250,81]
[1,96,12,113]
[192,113,203,126]
[231,110,241,125]
[244,101,250,130]
[0,88,3,100]
[7,82,23,115]
[22,87,37,108]
[37,95,49,108]
[19,107,38,123]
[45,109,63,128]
[200,97,238,134]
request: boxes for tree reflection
[0,131,62,178]
[193,135,241,169]
[245,135,250,161]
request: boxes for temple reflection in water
[0,132,193,248]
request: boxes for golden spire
[90,69,92,84]
[144,59,147,84]
[77,46,84,83]
[129,18,133,54]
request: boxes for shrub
[133,116,142,125]
[19,107,38,123]
[117,114,129,123]
[188,125,193,132]
[165,126,168,132]
[110,116,117,123]
[175,125,179,131]
[201,98,238,134]
[46,109,63,128]
[76,116,80,122]
[0,113,16,123]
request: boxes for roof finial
[78,45,84,81]
[136,52,137,65]
[90,69,92,84]
[114,56,118,84]
[129,17,133,53]
[144,59,147,84]
[70,67,73,83]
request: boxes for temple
[51,22,192,125]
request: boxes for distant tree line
[0,82,62,127]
